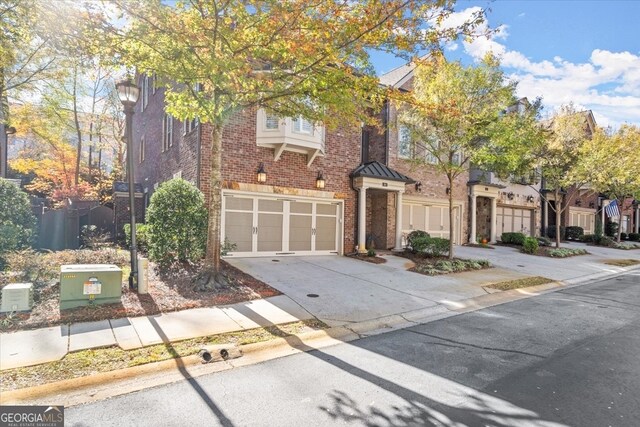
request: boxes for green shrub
[522,237,539,254]
[407,230,430,252]
[620,232,627,240]
[565,226,584,240]
[605,221,618,237]
[367,248,376,257]
[0,179,37,269]
[546,226,566,241]
[123,223,149,252]
[413,258,490,275]
[581,234,596,243]
[146,178,208,265]
[537,236,552,247]
[547,248,588,258]
[407,235,449,257]
[599,236,616,247]
[501,232,526,245]
[425,237,450,257]
[629,233,640,242]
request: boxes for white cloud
[439,7,640,127]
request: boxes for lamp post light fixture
[316,171,325,189]
[1,126,16,178]
[116,77,140,290]
[256,163,267,183]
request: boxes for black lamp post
[116,77,140,290]
[1,125,16,179]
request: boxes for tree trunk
[555,189,562,248]
[72,69,83,187]
[194,123,229,291]
[448,174,455,260]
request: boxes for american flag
[605,200,620,218]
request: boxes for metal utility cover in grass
[59,265,123,310]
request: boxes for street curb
[2,263,639,407]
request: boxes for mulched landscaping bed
[395,251,491,276]
[495,242,589,258]
[0,260,280,332]
[348,254,387,264]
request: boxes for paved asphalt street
[66,270,640,427]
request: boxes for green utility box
[59,264,123,310]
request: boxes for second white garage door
[222,192,342,257]
[402,202,460,244]
[497,207,533,237]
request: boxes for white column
[393,191,404,251]
[357,186,367,253]
[469,190,477,244]
[635,207,639,234]
[601,200,606,228]
[490,197,498,243]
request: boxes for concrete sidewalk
[2,243,638,372]
[0,295,313,370]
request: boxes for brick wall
[132,84,200,197]
[113,195,145,239]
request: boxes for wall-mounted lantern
[256,163,267,183]
[316,171,325,189]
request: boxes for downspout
[196,121,201,189]
[384,100,390,165]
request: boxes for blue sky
[371,0,640,128]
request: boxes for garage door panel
[289,215,312,251]
[257,213,283,252]
[413,206,426,231]
[225,212,253,252]
[226,197,253,211]
[315,216,337,251]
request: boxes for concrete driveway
[455,242,640,283]
[226,255,527,326]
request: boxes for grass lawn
[603,259,640,267]
[485,276,554,291]
[0,319,327,392]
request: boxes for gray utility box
[59,264,123,310]
[1,283,34,313]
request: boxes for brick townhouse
[130,62,469,257]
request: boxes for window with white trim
[141,75,149,111]
[139,136,145,163]
[265,113,280,130]
[162,114,173,152]
[292,115,313,135]
[398,125,412,158]
[183,117,198,135]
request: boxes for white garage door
[569,209,595,234]
[497,207,533,237]
[402,202,460,244]
[222,193,342,256]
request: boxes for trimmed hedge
[629,233,640,242]
[620,232,628,241]
[522,237,539,254]
[501,232,526,245]
[410,236,450,257]
[565,226,584,240]
[407,230,430,252]
[546,226,566,241]
[605,221,618,237]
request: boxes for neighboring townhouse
[541,110,599,237]
[468,99,542,243]
[370,63,469,249]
